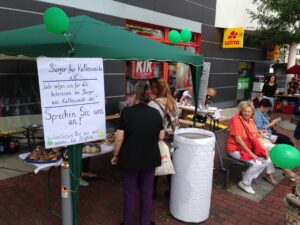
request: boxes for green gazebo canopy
[0,15,203,225]
[0,15,203,66]
[0,14,203,136]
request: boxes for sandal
[283,170,298,182]
[264,174,278,186]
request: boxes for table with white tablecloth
[18,143,113,218]
[177,104,222,131]
[19,143,113,174]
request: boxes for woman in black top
[260,74,278,114]
[111,81,164,225]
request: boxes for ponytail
[134,81,149,103]
[151,78,177,113]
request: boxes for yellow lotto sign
[222,27,244,48]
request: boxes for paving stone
[0,112,297,224]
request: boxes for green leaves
[249,0,300,45]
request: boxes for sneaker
[82,172,99,179]
[238,181,255,194]
[87,173,98,178]
[79,178,89,187]
[283,170,299,182]
[263,174,278,186]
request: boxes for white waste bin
[170,128,215,223]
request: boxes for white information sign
[37,58,106,149]
[198,62,211,107]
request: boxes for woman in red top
[227,101,277,194]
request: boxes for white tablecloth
[177,104,219,114]
[82,143,113,158]
[177,104,222,120]
[19,143,114,174]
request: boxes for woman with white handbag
[148,78,178,199]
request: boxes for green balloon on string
[44,7,69,34]
[270,144,300,169]
[180,29,192,42]
[168,30,181,44]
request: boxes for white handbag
[155,141,175,176]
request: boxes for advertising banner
[37,58,106,148]
[175,62,191,88]
[129,61,156,79]
[222,27,244,48]
[198,62,211,107]
[238,77,250,90]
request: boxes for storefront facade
[0,0,271,114]
[125,19,201,94]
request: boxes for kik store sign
[129,61,156,79]
[222,27,244,48]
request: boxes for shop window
[185,46,196,54]
[125,20,201,95]
[126,24,164,39]
[237,62,254,102]
[126,61,163,94]
[239,62,253,76]
[168,62,191,89]
[126,20,201,54]
[0,74,41,117]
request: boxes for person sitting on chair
[255,99,294,146]
[180,86,193,106]
[255,99,298,181]
[287,77,298,95]
[227,101,277,194]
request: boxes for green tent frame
[0,15,203,225]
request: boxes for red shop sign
[130,61,156,79]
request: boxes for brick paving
[0,112,297,225]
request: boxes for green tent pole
[68,144,83,225]
[191,65,203,127]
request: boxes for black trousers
[275,133,294,146]
[82,158,90,173]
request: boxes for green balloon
[180,29,192,42]
[168,30,181,44]
[44,7,69,34]
[270,144,300,169]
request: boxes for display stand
[19,143,113,220]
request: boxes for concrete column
[287,42,298,71]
